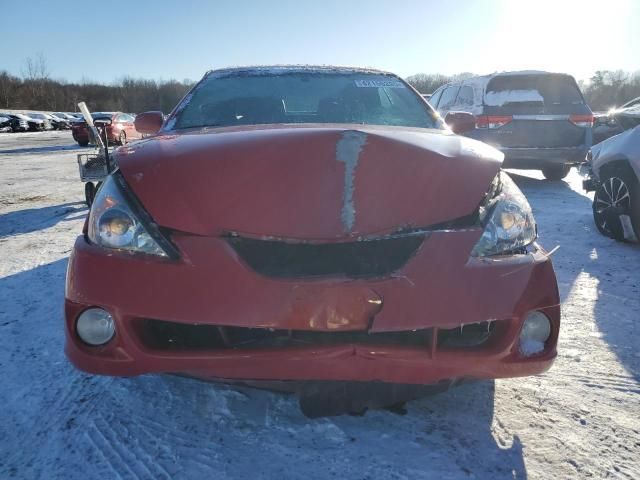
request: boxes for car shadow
[0,144,87,155]
[0,202,87,238]
[510,171,640,384]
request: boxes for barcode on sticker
[355,79,404,88]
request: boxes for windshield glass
[485,74,584,106]
[171,71,441,130]
[78,113,113,121]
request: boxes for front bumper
[501,146,589,169]
[65,231,560,385]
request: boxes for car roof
[203,65,398,79]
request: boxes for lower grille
[137,319,499,352]
[226,234,425,279]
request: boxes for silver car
[583,125,640,242]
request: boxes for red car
[65,66,560,416]
[71,112,140,146]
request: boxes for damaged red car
[64,66,560,417]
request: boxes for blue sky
[2,0,638,84]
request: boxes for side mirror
[444,111,476,135]
[134,111,164,135]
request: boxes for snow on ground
[0,131,638,479]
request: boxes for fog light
[76,308,115,346]
[519,311,551,356]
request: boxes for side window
[456,86,474,107]
[429,87,444,108]
[438,86,460,110]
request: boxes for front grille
[137,319,500,352]
[138,319,433,350]
[226,234,425,279]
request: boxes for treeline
[1,56,639,114]
[0,55,195,114]
[0,71,194,114]
[406,70,640,112]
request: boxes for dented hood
[116,125,503,239]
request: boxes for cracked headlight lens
[471,172,536,257]
[88,174,170,257]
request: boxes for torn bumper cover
[65,228,560,385]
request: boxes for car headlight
[88,173,175,257]
[471,172,536,257]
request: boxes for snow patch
[484,89,543,106]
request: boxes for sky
[1,0,638,84]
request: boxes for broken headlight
[471,172,536,257]
[87,173,175,257]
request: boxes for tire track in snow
[127,412,223,472]
[88,415,169,480]
[1,374,111,471]
[86,420,143,480]
[550,371,639,394]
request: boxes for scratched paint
[336,130,367,232]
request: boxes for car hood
[116,125,503,240]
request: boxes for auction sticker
[355,79,404,88]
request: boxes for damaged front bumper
[64,229,560,385]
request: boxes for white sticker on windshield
[355,79,404,88]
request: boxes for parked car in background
[592,111,623,144]
[583,125,640,242]
[0,114,12,132]
[71,112,141,146]
[593,96,640,144]
[3,114,30,132]
[11,113,46,131]
[430,71,593,180]
[27,113,54,130]
[54,112,74,120]
[45,113,71,130]
[65,65,560,417]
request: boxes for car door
[429,86,444,109]
[436,85,461,118]
[123,114,139,138]
[114,113,131,139]
[454,85,475,113]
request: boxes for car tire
[542,165,571,180]
[119,131,126,145]
[592,168,640,242]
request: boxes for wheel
[542,165,571,180]
[85,182,96,207]
[592,169,640,242]
[119,131,127,145]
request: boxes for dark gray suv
[430,71,593,180]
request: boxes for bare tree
[22,52,51,109]
[0,71,20,108]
